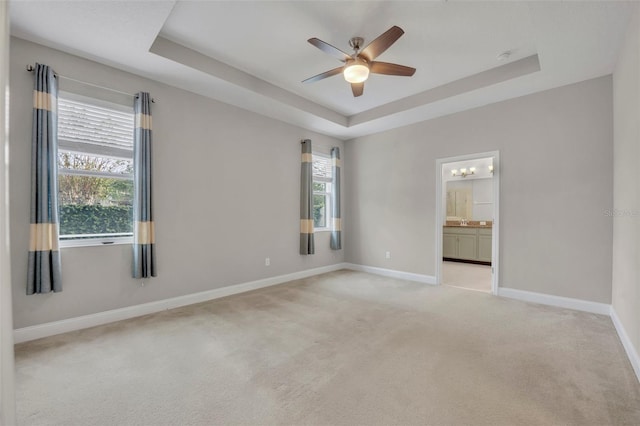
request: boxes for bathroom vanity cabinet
[443,225,492,264]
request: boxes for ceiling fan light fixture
[343,58,369,83]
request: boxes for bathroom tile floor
[442,261,492,293]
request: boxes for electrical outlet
[265,257,270,266]
[385,251,391,259]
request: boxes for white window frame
[312,153,332,232]
[57,91,135,248]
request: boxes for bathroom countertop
[444,221,493,228]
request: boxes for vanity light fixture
[452,167,476,178]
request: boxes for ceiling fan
[302,25,416,97]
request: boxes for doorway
[435,151,500,295]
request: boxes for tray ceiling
[10,1,635,139]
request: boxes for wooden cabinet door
[443,234,457,258]
[478,235,492,262]
[457,235,477,260]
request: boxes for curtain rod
[26,64,156,103]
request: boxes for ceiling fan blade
[308,38,352,62]
[370,61,416,77]
[351,82,364,97]
[302,67,344,83]
[359,26,404,62]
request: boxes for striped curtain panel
[330,147,342,250]
[300,139,315,255]
[28,63,62,294]
[132,92,156,278]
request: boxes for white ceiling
[9,1,636,140]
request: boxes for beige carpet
[15,270,640,425]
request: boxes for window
[312,153,332,230]
[57,92,135,246]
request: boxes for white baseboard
[14,263,349,343]
[497,287,610,315]
[13,262,432,344]
[343,263,436,285]
[498,288,638,384]
[16,260,639,386]
[13,262,640,386]
[610,306,640,383]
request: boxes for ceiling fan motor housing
[349,37,365,51]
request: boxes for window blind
[313,154,332,182]
[58,97,134,158]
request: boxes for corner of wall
[611,1,640,379]
[611,306,640,383]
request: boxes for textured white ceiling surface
[9,1,636,140]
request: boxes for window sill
[60,237,133,248]
[314,228,332,233]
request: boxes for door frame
[0,1,16,424]
[435,151,500,295]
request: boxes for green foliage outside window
[58,153,132,205]
[313,194,326,227]
[58,152,134,237]
[59,205,133,236]
[313,181,328,228]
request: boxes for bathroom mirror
[446,187,472,220]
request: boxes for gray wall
[8,34,621,329]
[612,6,640,360]
[345,76,613,303]
[10,38,344,329]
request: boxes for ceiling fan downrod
[349,37,364,55]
